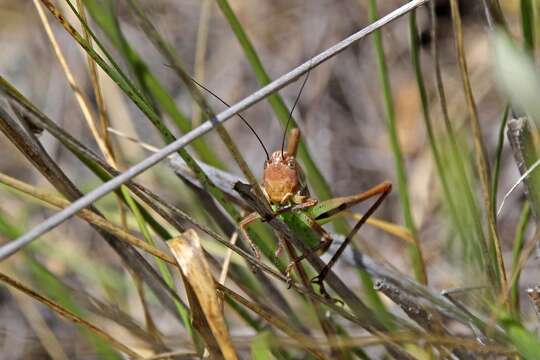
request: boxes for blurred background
[0,0,535,359]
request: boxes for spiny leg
[312,181,392,297]
[239,212,262,259]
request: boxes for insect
[235,132,391,297]
[190,71,392,298]
[233,73,392,298]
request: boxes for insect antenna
[189,76,270,161]
[280,67,311,156]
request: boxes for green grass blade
[25,259,123,360]
[409,10,468,256]
[369,0,426,285]
[491,105,510,221]
[429,1,486,268]
[510,203,530,317]
[499,313,540,360]
[357,270,394,330]
[0,264,128,360]
[494,30,540,130]
[451,0,506,293]
[521,0,535,52]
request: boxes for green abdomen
[276,210,321,250]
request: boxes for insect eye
[287,160,295,168]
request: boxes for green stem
[409,10,467,261]
[491,105,510,222]
[510,203,531,317]
[369,0,426,285]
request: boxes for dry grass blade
[218,232,238,285]
[345,212,414,244]
[74,0,114,155]
[375,280,475,359]
[0,105,184,321]
[0,172,176,265]
[351,250,509,342]
[168,230,239,360]
[8,287,69,360]
[0,271,142,359]
[216,283,330,360]
[33,0,114,165]
[506,118,540,224]
[271,332,514,355]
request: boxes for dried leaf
[168,230,238,360]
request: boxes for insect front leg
[239,212,262,259]
[265,197,317,220]
[311,181,392,294]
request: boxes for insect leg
[239,212,262,259]
[286,128,301,157]
[312,181,392,296]
[284,216,333,288]
[264,197,318,221]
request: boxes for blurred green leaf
[494,31,540,125]
[499,313,540,359]
[521,0,535,52]
[251,331,276,360]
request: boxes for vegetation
[0,0,539,358]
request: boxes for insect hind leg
[311,181,392,297]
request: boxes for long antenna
[189,76,270,161]
[280,66,311,156]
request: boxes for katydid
[235,128,391,297]
[232,75,391,298]
[189,72,391,298]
